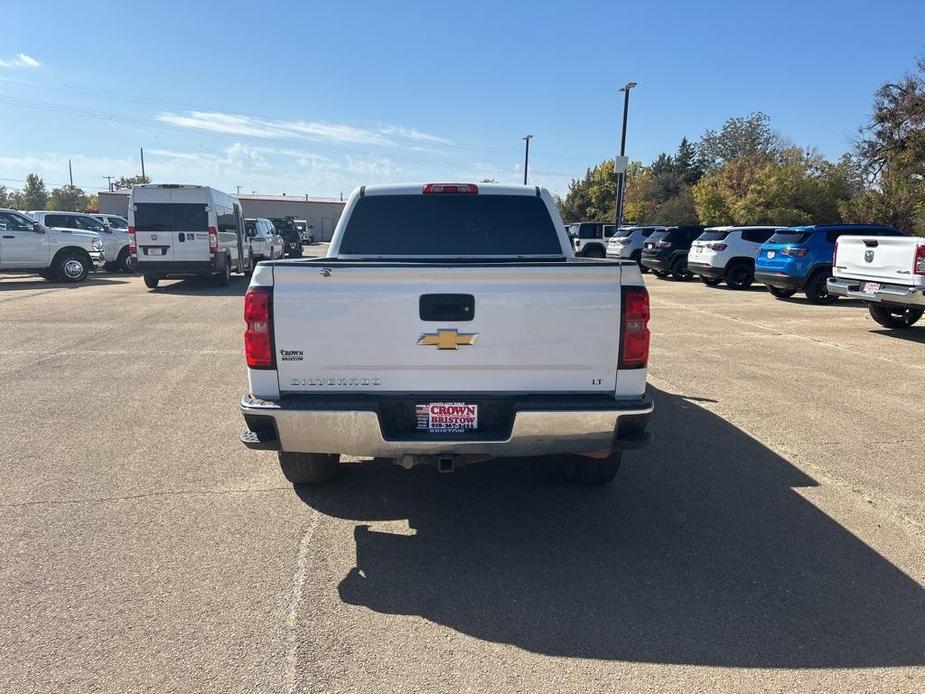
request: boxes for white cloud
[379,125,452,145]
[0,53,41,69]
[156,110,449,149]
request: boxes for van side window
[217,207,236,234]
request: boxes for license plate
[145,247,163,256]
[416,402,478,434]
[767,250,776,258]
[863,281,881,293]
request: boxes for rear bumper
[755,271,805,291]
[688,262,723,279]
[827,277,925,307]
[239,392,653,457]
[137,259,218,276]
[640,254,670,272]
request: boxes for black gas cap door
[419,294,475,322]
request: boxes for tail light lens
[128,225,136,254]
[209,226,219,254]
[619,286,650,370]
[832,240,839,266]
[915,243,925,275]
[656,241,673,249]
[244,287,275,369]
[422,183,478,194]
[709,243,728,251]
[781,247,809,257]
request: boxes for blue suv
[755,224,905,304]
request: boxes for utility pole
[522,135,533,185]
[237,186,242,195]
[103,176,113,192]
[140,147,146,180]
[614,82,637,228]
[68,159,73,186]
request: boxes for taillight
[128,225,136,255]
[710,243,728,251]
[244,287,274,369]
[619,286,650,370]
[781,247,808,257]
[656,241,673,249]
[915,243,925,275]
[209,226,219,254]
[832,240,839,266]
[422,183,478,194]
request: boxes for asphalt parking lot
[1,265,922,693]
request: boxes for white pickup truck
[828,234,925,329]
[0,207,105,282]
[239,183,653,486]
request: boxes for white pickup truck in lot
[239,183,653,486]
[0,207,105,282]
[828,234,925,329]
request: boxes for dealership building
[98,190,347,241]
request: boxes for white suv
[687,226,778,289]
[29,210,134,273]
[607,226,666,271]
[246,218,284,261]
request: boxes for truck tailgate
[272,262,623,393]
[835,235,925,287]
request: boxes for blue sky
[1,0,923,198]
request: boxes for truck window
[134,203,208,232]
[338,194,563,256]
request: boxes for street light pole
[614,81,637,228]
[522,134,533,185]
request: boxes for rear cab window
[134,204,209,232]
[338,194,563,257]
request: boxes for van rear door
[134,201,209,263]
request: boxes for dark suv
[640,225,705,280]
[269,217,303,257]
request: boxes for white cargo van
[129,184,253,288]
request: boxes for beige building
[99,190,347,241]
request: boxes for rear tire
[767,286,797,299]
[278,452,341,485]
[701,277,722,287]
[805,270,837,304]
[54,251,90,283]
[725,261,754,290]
[560,452,622,485]
[670,257,693,281]
[868,304,923,329]
[143,274,160,289]
[217,257,231,286]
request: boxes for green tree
[556,160,617,222]
[113,174,151,190]
[46,184,88,211]
[20,173,48,210]
[697,112,783,172]
[0,185,13,207]
[674,137,703,185]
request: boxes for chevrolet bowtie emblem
[417,329,479,350]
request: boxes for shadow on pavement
[145,276,248,297]
[871,328,925,343]
[296,386,924,669]
[0,276,131,291]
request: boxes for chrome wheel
[63,258,85,279]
